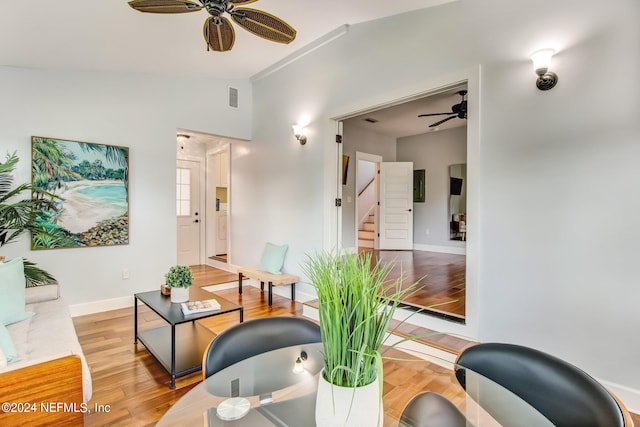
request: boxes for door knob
[407,209,412,212]
[194,219,199,223]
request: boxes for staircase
[358,213,375,249]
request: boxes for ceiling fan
[128,0,297,52]
[418,90,468,128]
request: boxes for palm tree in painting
[79,143,128,195]
[32,137,81,196]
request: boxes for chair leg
[261,281,264,291]
[238,273,243,295]
[291,283,296,301]
[268,282,273,306]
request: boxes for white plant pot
[170,287,189,303]
[315,370,383,427]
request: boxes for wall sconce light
[292,124,307,145]
[292,351,308,374]
[531,49,558,91]
[177,133,190,149]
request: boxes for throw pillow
[258,242,289,274]
[0,323,20,364]
[0,257,34,325]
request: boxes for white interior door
[379,162,414,250]
[176,159,200,266]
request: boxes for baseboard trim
[599,379,640,415]
[414,243,466,255]
[69,296,133,317]
[69,277,315,317]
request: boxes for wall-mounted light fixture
[177,133,190,149]
[292,124,307,145]
[292,351,308,374]
[531,49,558,91]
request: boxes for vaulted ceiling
[0,0,454,78]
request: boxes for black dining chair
[399,391,469,427]
[455,343,633,427]
[202,316,321,379]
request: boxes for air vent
[364,118,378,123]
[228,87,239,109]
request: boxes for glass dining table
[157,342,553,426]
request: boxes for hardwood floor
[74,265,639,426]
[365,249,466,320]
[73,265,466,426]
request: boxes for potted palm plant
[302,250,417,427]
[0,152,58,285]
[165,265,193,303]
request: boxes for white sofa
[0,284,91,425]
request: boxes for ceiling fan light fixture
[418,90,468,129]
[128,0,297,52]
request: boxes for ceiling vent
[228,87,239,109]
[364,118,378,123]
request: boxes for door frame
[327,66,480,340]
[205,144,232,270]
[354,152,382,250]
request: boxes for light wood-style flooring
[73,265,465,426]
[74,265,639,426]
[365,249,466,320]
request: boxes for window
[176,167,191,216]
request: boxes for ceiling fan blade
[418,112,456,117]
[229,0,259,4]
[429,115,458,128]
[231,8,296,44]
[128,0,203,13]
[203,17,236,52]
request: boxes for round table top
[157,342,552,426]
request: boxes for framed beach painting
[30,136,129,249]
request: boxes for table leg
[240,307,244,323]
[134,296,138,344]
[291,283,296,301]
[238,272,243,295]
[268,282,273,306]
[170,324,176,389]
[261,281,264,291]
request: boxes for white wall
[0,66,251,307]
[245,0,640,398]
[397,126,467,249]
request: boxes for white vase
[170,287,189,303]
[315,371,383,427]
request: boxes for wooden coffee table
[134,286,243,389]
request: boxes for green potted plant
[164,265,193,303]
[302,250,418,427]
[0,152,59,285]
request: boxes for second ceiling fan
[128,0,296,52]
[418,90,468,128]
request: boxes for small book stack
[181,299,221,315]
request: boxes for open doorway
[338,82,469,322]
[175,130,238,271]
[355,154,380,250]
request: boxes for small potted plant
[164,265,193,303]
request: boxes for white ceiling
[0,0,454,79]
[346,85,468,138]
